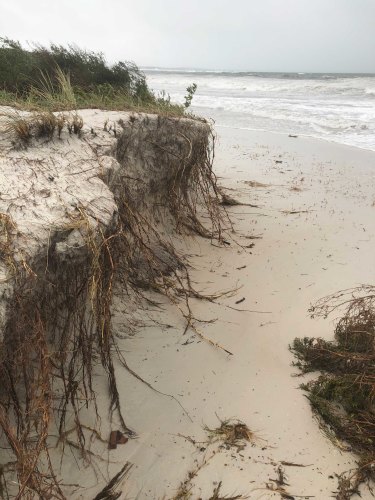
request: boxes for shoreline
[213,122,375,155]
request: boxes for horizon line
[141,66,375,75]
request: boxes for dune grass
[0,37,186,117]
[0,82,185,116]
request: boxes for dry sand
[41,125,375,498]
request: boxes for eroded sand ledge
[0,108,218,498]
[0,109,211,332]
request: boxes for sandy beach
[1,108,374,498]
[58,127,374,498]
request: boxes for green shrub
[0,38,196,117]
[184,83,197,108]
[0,37,148,98]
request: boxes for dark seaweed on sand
[291,285,375,499]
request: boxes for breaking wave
[145,70,375,151]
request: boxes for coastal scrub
[0,38,185,116]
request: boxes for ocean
[144,70,375,152]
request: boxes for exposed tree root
[0,115,234,497]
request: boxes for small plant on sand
[2,112,31,145]
[68,112,83,136]
[1,109,84,145]
[184,83,197,108]
[33,111,57,139]
[291,285,375,499]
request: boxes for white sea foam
[145,70,375,151]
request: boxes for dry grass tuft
[219,191,243,206]
[2,112,31,145]
[1,109,84,146]
[33,111,57,139]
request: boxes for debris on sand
[235,297,246,304]
[172,457,248,500]
[108,430,128,449]
[93,463,132,500]
[244,234,263,240]
[244,180,269,188]
[291,285,375,498]
[204,417,256,452]
[282,209,310,215]
[209,481,248,500]
[220,191,243,206]
[219,188,260,208]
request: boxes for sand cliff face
[0,109,211,342]
[0,114,115,342]
[0,108,217,497]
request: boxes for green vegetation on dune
[0,37,185,115]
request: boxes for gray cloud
[1,0,374,72]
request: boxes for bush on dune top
[0,37,184,115]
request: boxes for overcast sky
[1,0,374,73]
